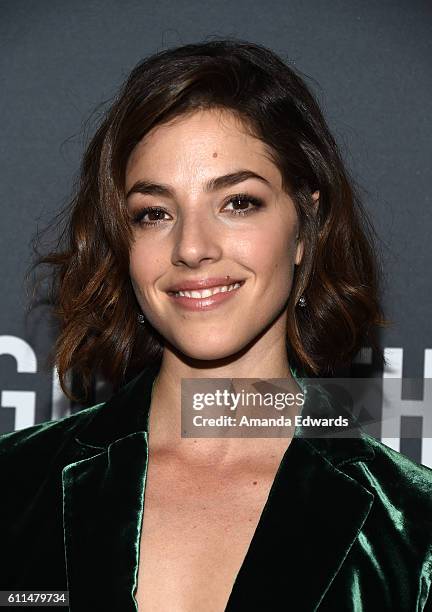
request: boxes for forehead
[125,109,282,188]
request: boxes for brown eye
[146,209,167,221]
[231,197,250,210]
[131,207,170,226]
[223,194,264,216]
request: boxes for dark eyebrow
[125,170,271,200]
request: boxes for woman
[0,40,431,611]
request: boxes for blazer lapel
[62,432,148,611]
[225,433,375,611]
[61,362,160,611]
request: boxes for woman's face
[126,109,308,361]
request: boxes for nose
[171,212,223,269]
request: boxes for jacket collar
[74,361,375,468]
[74,360,162,450]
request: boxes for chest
[134,454,283,612]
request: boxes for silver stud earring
[298,295,307,308]
[137,313,146,324]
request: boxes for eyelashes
[130,193,265,227]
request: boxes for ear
[294,190,320,266]
[311,189,320,211]
[294,238,304,266]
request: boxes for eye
[222,193,264,216]
[130,207,171,227]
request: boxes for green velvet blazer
[0,361,431,611]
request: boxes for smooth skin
[125,108,319,611]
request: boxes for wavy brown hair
[34,39,389,400]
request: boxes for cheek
[235,222,297,277]
[128,242,159,294]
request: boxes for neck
[146,326,302,467]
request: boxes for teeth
[174,282,241,298]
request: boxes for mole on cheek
[212,152,218,158]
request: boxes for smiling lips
[167,276,243,292]
[167,279,245,311]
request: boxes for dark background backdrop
[0,0,431,466]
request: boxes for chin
[170,335,248,362]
